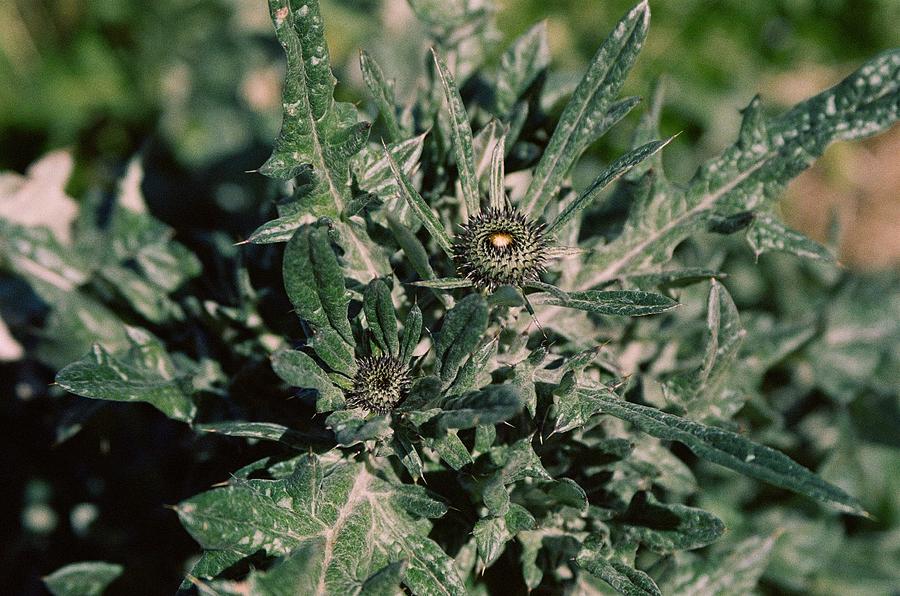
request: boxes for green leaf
[427,430,473,470]
[519,1,650,215]
[575,386,869,516]
[283,225,355,349]
[473,517,507,568]
[411,278,474,289]
[352,134,427,227]
[614,492,725,552]
[431,49,479,217]
[547,137,673,234]
[271,349,344,412]
[746,212,833,261]
[494,22,550,116]
[364,279,400,358]
[387,214,438,284]
[361,561,409,596]
[438,385,523,430]
[446,335,498,396]
[326,409,392,446]
[391,427,424,480]
[308,327,357,377]
[663,280,746,421]
[261,0,369,218]
[488,136,506,211]
[208,538,325,596]
[177,455,465,596]
[385,142,455,258]
[359,49,404,142]
[55,327,197,423]
[196,421,332,449]
[43,562,123,596]
[399,304,423,365]
[659,533,778,596]
[578,49,900,287]
[576,551,661,596]
[530,287,678,317]
[434,294,489,383]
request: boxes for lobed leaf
[575,386,869,516]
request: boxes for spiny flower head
[453,207,550,292]
[346,355,412,414]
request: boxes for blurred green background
[1,1,897,594]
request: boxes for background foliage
[1,0,897,594]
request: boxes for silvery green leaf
[364,279,400,357]
[547,137,674,234]
[520,1,650,215]
[427,430,473,470]
[261,0,369,217]
[43,562,123,596]
[326,409,392,446]
[55,328,197,423]
[359,49,404,142]
[330,218,391,285]
[438,385,523,431]
[579,49,900,287]
[576,550,661,596]
[613,492,725,553]
[574,386,868,516]
[494,22,550,116]
[283,225,355,350]
[662,280,747,421]
[177,456,464,596]
[205,538,325,596]
[619,268,723,289]
[385,143,455,258]
[399,304,423,365]
[352,134,427,227]
[411,278,474,289]
[271,348,344,412]
[360,560,409,596]
[746,212,833,261]
[196,421,333,449]
[434,294,489,383]
[530,288,678,317]
[659,533,778,596]
[431,49,479,217]
[472,516,507,568]
[446,335,498,396]
[387,215,437,283]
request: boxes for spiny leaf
[385,142,455,258]
[176,456,465,596]
[494,22,550,116]
[530,287,678,316]
[548,137,674,234]
[575,386,869,516]
[576,551,662,596]
[55,328,197,423]
[43,562,123,596]
[746,212,834,261]
[352,133,427,227]
[663,280,747,421]
[261,0,368,218]
[283,225,355,350]
[614,491,725,553]
[364,279,400,358]
[434,293,489,383]
[438,385,523,430]
[578,49,900,287]
[520,1,650,215]
[431,49,479,217]
[271,349,344,412]
[359,49,404,142]
[399,304,423,365]
[196,421,333,449]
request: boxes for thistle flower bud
[346,355,412,414]
[453,207,549,292]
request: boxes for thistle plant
[5,0,896,594]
